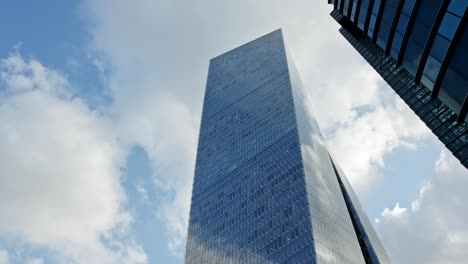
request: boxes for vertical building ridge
[329,154,391,264]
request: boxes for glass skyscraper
[185,29,390,264]
[326,0,468,168]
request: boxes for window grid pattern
[351,0,360,21]
[368,0,382,38]
[338,27,468,168]
[402,0,443,75]
[187,31,315,264]
[186,29,387,264]
[344,0,352,16]
[287,56,368,264]
[391,0,416,58]
[358,0,372,30]
[376,0,400,49]
[422,0,467,90]
[438,0,468,113]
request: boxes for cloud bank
[0,52,146,263]
[377,150,468,264]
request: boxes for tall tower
[185,29,390,264]
[326,0,468,168]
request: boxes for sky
[0,1,467,264]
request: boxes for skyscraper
[185,29,390,264]
[326,0,468,168]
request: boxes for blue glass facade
[185,30,390,264]
[328,0,468,169]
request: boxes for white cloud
[377,150,468,264]
[0,249,8,264]
[112,93,198,256]
[0,52,69,97]
[328,97,429,191]
[0,53,147,264]
[381,203,407,218]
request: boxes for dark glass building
[326,0,468,168]
[185,29,390,264]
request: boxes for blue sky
[0,1,467,264]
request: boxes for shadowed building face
[185,29,390,264]
[327,0,468,169]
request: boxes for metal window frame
[385,0,405,55]
[415,0,451,82]
[372,0,387,43]
[458,95,468,121]
[363,0,375,34]
[432,8,468,98]
[354,0,363,24]
[398,0,422,65]
[347,0,355,18]
[340,0,346,13]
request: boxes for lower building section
[330,155,391,264]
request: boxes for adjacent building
[326,0,468,168]
[185,29,390,264]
